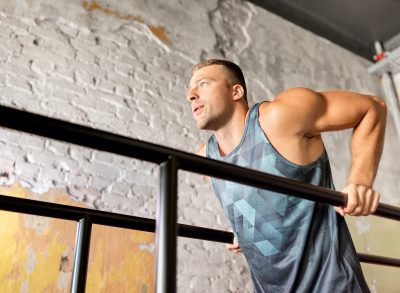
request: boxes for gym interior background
[0,0,399,292]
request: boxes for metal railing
[0,104,400,292]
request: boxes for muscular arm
[312,89,386,186]
[262,87,387,215]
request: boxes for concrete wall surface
[0,0,399,292]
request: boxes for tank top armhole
[255,101,272,145]
[255,101,327,169]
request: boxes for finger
[226,244,241,253]
[370,191,380,214]
[334,206,345,217]
[344,186,359,214]
[232,247,241,252]
[226,243,240,250]
[353,185,368,215]
[361,189,374,215]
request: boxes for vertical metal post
[156,156,178,293]
[71,216,93,293]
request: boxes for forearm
[347,96,387,186]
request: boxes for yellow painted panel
[0,182,155,292]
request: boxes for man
[186,59,386,292]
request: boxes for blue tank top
[206,102,369,293]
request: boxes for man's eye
[199,81,208,88]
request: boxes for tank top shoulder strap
[207,103,261,159]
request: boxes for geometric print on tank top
[207,102,369,292]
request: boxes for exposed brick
[46,140,70,156]
[105,71,134,87]
[19,135,45,151]
[45,98,83,120]
[0,88,39,111]
[0,157,14,173]
[75,70,96,87]
[69,147,92,163]
[125,169,156,186]
[1,15,30,32]
[91,175,114,191]
[5,74,32,93]
[46,76,85,95]
[76,49,96,65]
[22,43,58,60]
[82,161,120,180]
[92,151,114,164]
[66,171,91,187]
[28,24,67,43]
[0,128,22,145]
[96,77,115,93]
[0,44,10,62]
[67,59,98,74]
[110,181,131,196]
[30,58,55,75]
[14,160,41,181]
[0,5,395,292]
[84,108,116,129]
[36,164,67,188]
[57,21,79,38]
[114,84,131,97]
[70,38,108,59]
[0,22,13,37]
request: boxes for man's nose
[186,87,199,101]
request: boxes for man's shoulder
[259,87,320,117]
[259,87,322,136]
[273,87,319,103]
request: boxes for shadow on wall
[0,183,155,292]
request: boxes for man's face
[186,65,234,130]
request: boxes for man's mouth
[192,105,204,115]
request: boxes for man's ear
[232,84,245,101]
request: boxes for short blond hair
[192,59,247,102]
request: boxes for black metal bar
[71,216,93,293]
[0,194,399,269]
[358,253,400,268]
[0,105,399,221]
[155,157,179,293]
[0,105,399,272]
[0,194,232,243]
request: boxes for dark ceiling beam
[248,0,374,61]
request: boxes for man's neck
[214,106,250,156]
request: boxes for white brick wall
[0,1,399,291]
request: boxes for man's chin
[196,118,215,130]
[196,121,209,130]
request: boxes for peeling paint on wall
[82,0,171,44]
[0,183,155,292]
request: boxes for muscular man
[186,59,386,292]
